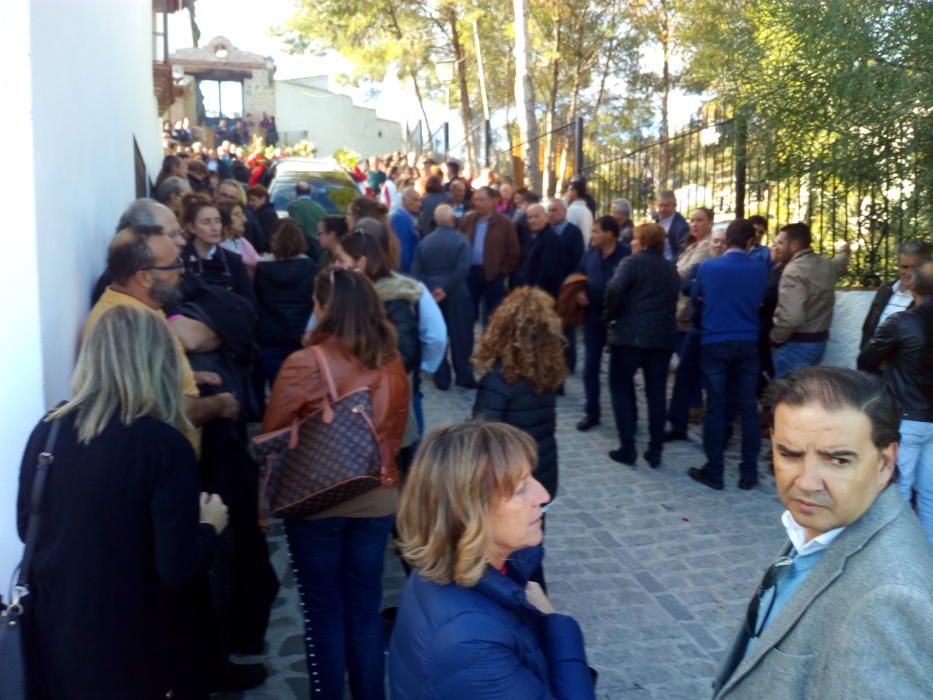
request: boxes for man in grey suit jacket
[714,366,933,699]
[411,204,476,390]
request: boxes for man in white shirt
[565,180,594,247]
[859,239,930,348]
[713,366,933,699]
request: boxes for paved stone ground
[222,352,787,700]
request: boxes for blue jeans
[285,515,394,700]
[700,341,761,483]
[668,330,703,433]
[608,346,672,455]
[772,340,826,378]
[467,267,505,327]
[582,320,607,420]
[898,419,933,544]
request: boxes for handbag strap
[16,417,63,592]
[310,345,339,403]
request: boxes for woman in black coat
[472,287,567,586]
[17,306,228,700]
[604,222,681,469]
[181,193,256,308]
[254,218,319,385]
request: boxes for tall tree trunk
[555,75,580,195]
[447,9,477,172]
[542,10,561,197]
[386,6,431,142]
[659,0,671,187]
[594,31,617,115]
[410,70,432,140]
[512,0,539,190]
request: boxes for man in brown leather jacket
[770,223,849,377]
[460,186,520,325]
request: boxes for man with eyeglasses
[712,366,932,699]
[85,225,239,446]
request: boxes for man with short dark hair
[688,219,767,491]
[286,181,327,249]
[654,189,690,261]
[246,184,277,253]
[576,216,630,431]
[770,223,849,377]
[713,367,933,698]
[747,215,772,269]
[565,180,594,247]
[460,186,520,324]
[860,239,931,348]
[858,260,933,542]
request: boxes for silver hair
[116,198,162,232]
[611,198,632,215]
[898,239,931,259]
[154,176,190,206]
[433,204,455,227]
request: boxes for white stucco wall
[823,290,875,368]
[0,0,163,584]
[275,80,404,157]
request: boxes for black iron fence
[581,113,931,287]
[493,118,583,196]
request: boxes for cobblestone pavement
[223,354,787,700]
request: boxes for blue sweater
[391,208,421,274]
[691,250,767,346]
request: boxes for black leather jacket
[857,299,933,422]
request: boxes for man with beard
[85,225,239,437]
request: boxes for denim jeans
[285,514,395,699]
[772,340,826,378]
[582,321,608,420]
[700,341,761,483]
[467,267,506,327]
[668,330,703,433]
[608,346,672,455]
[898,419,933,544]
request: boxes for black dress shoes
[643,451,662,469]
[663,430,689,442]
[609,448,637,467]
[576,416,600,432]
[738,478,759,490]
[688,467,724,491]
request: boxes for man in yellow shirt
[85,225,239,448]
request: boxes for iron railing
[581,113,931,286]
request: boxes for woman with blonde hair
[17,305,227,699]
[389,421,595,699]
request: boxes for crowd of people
[10,140,933,700]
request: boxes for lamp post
[434,57,455,158]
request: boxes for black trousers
[433,288,475,387]
[608,346,673,455]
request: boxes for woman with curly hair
[472,286,567,507]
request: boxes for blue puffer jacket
[389,547,595,700]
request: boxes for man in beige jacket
[770,223,849,377]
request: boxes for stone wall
[244,68,276,122]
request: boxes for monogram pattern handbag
[252,346,390,520]
[1,417,62,700]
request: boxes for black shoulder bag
[0,418,62,700]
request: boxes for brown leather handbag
[252,346,390,519]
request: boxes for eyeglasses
[145,257,185,271]
[744,555,793,639]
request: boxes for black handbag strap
[15,418,63,591]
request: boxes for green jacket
[287,197,327,242]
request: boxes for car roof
[273,157,345,174]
